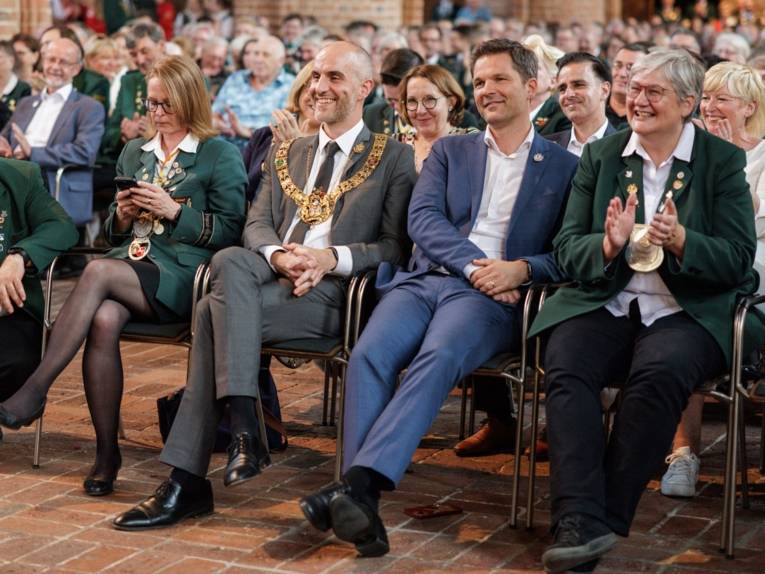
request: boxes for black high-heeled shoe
[0,398,47,430]
[83,458,122,497]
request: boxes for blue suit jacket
[378,130,579,292]
[2,89,105,225]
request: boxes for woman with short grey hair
[530,47,758,573]
[713,32,752,65]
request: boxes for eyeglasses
[43,56,78,67]
[626,83,673,103]
[144,99,174,114]
[404,95,443,112]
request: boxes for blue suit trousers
[343,272,518,485]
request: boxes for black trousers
[0,311,42,401]
[544,307,725,536]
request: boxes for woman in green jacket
[0,55,246,496]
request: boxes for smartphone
[114,176,138,190]
[403,503,463,520]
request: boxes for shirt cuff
[260,245,285,272]
[463,263,478,280]
[331,245,353,276]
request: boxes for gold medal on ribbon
[128,237,151,260]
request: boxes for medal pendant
[133,216,153,238]
[128,238,151,261]
[153,220,165,235]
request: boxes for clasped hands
[271,244,337,297]
[0,124,32,159]
[602,192,685,263]
[470,259,529,304]
[114,181,181,231]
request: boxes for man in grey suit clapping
[113,41,416,531]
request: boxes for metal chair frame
[524,286,764,558]
[32,250,210,468]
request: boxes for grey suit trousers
[160,245,345,476]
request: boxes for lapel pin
[142,173,149,180]
[672,180,683,190]
[533,153,544,162]
[353,143,365,154]
[627,183,638,194]
[677,171,685,179]
[172,162,179,168]
[625,170,633,178]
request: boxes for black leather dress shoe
[299,482,351,532]
[223,432,270,487]
[329,493,389,557]
[84,475,116,496]
[0,399,46,430]
[112,478,213,531]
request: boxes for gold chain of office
[274,134,387,226]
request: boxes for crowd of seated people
[3,4,765,572]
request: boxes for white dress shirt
[529,101,544,122]
[24,83,72,148]
[2,74,18,96]
[110,66,128,116]
[463,124,534,278]
[140,131,200,180]
[567,118,610,157]
[605,122,694,326]
[260,119,364,276]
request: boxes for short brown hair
[145,55,217,141]
[470,38,537,83]
[399,64,466,127]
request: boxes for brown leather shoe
[525,425,549,461]
[454,416,517,457]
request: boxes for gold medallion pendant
[274,134,388,226]
[128,237,151,260]
[626,224,664,272]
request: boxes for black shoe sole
[330,494,389,557]
[112,506,214,531]
[542,533,617,574]
[299,498,331,532]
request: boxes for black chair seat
[121,322,190,343]
[262,338,344,359]
[473,352,521,375]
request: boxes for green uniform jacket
[533,95,571,136]
[529,126,761,367]
[101,71,146,162]
[103,136,247,318]
[2,80,31,113]
[0,159,78,323]
[74,68,110,113]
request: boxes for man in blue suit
[0,38,105,226]
[300,39,579,557]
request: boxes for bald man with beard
[112,41,416,531]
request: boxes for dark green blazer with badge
[0,159,78,323]
[101,71,146,161]
[103,136,247,318]
[533,95,572,136]
[529,126,761,366]
[74,68,110,113]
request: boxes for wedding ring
[488,281,496,289]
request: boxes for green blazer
[101,71,146,162]
[74,68,110,113]
[0,159,78,323]
[2,79,31,113]
[103,136,247,318]
[533,95,571,136]
[529,126,761,366]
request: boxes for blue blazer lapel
[504,133,547,242]
[466,132,488,231]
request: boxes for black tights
[3,259,155,476]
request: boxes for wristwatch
[7,247,36,275]
[521,259,533,286]
[328,247,339,271]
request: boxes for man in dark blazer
[0,38,104,226]
[299,39,578,557]
[0,159,78,405]
[112,41,416,531]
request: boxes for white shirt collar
[318,118,364,157]
[2,74,18,96]
[571,118,610,148]
[141,131,200,157]
[484,123,534,158]
[529,101,544,121]
[622,121,694,166]
[41,83,72,103]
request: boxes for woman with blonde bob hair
[660,62,765,499]
[522,34,570,134]
[0,55,247,498]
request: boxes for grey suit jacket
[1,88,105,225]
[244,125,416,275]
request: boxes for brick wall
[0,0,51,37]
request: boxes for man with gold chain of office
[114,40,416,530]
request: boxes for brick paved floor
[1,281,765,573]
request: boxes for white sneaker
[660,446,700,498]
